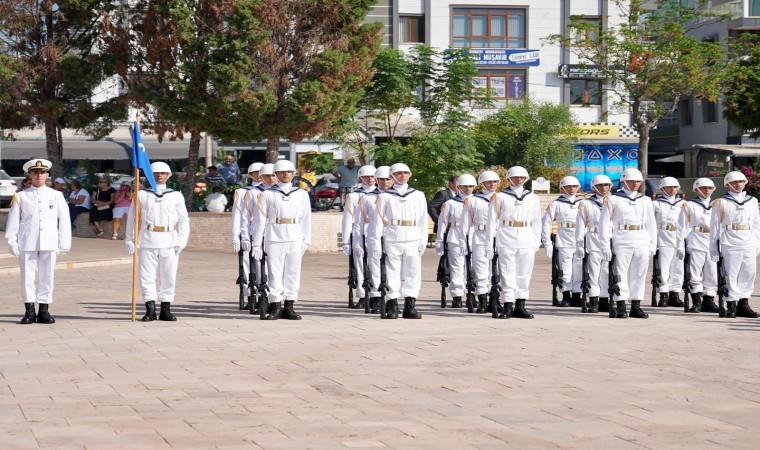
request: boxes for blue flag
[131,120,157,192]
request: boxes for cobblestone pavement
[0,236,758,449]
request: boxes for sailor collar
[144,188,175,198]
[384,186,417,198]
[689,197,712,211]
[555,195,581,206]
[269,184,301,196]
[613,191,646,201]
[502,188,532,201]
[452,194,467,203]
[471,192,493,203]
[655,194,683,205]
[586,195,604,208]
[721,192,754,206]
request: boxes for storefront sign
[469,49,540,66]
[558,64,605,79]
[578,124,619,139]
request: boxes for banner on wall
[573,144,640,191]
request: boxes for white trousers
[471,244,491,295]
[721,246,757,301]
[612,245,649,302]
[384,240,421,299]
[657,246,684,293]
[498,247,536,301]
[446,244,466,297]
[585,251,609,298]
[265,241,303,303]
[366,240,381,297]
[20,251,57,304]
[557,247,582,292]
[688,250,717,296]
[352,250,368,298]
[139,248,179,303]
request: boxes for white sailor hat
[23,158,52,172]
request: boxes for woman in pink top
[112,181,133,239]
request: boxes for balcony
[700,0,760,29]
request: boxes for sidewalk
[0,240,758,449]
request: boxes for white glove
[485,247,494,259]
[649,249,657,257]
[241,241,251,252]
[252,247,263,260]
[603,248,612,261]
[676,248,685,260]
[301,243,309,255]
[125,241,135,255]
[544,244,553,258]
[353,245,364,258]
[57,247,70,255]
[574,247,584,260]
[372,248,382,260]
[342,244,351,256]
[9,245,19,257]
[711,255,719,263]
[174,246,184,256]
[435,242,444,256]
[232,240,241,252]
[418,242,426,256]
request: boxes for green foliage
[723,35,760,138]
[301,152,337,174]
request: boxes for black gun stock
[490,243,501,319]
[248,242,259,314]
[651,250,664,307]
[608,246,621,318]
[716,240,728,317]
[236,249,247,310]
[378,238,388,319]
[581,243,590,313]
[683,241,691,313]
[437,224,452,308]
[347,235,357,309]
[551,234,563,307]
[362,238,371,314]
[259,250,270,320]
[465,235,476,313]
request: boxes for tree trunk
[638,124,651,179]
[184,129,202,210]
[266,137,280,163]
[44,120,63,179]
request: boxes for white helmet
[507,166,530,181]
[559,176,580,189]
[375,166,391,179]
[247,162,264,174]
[591,174,612,186]
[457,174,477,186]
[358,165,376,178]
[478,170,500,184]
[692,178,715,192]
[150,161,171,174]
[273,160,296,172]
[390,163,411,175]
[659,176,680,190]
[621,168,644,182]
[260,163,275,176]
[724,171,747,186]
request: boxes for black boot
[657,293,669,308]
[19,302,36,324]
[466,295,475,313]
[701,295,719,313]
[159,302,176,321]
[615,301,628,319]
[599,297,610,312]
[688,292,703,313]
[588,297,599,313]
[476,294,487,313]
[737,299,760,318]
[402,297,422,319]
[725,301,737,318]
[370,297,380,314]
[668,291,684,307]
[560,291,571,307]
[498,301,513,319]
[282,300,302,320]
[351,298,365,310]
[512,299,534,319]
[36,303,55,324]
[570,292,582,307]
[451,296,463,308]
[266,301,283,320]
[142,301,157,322]
[384,299,399,319]
[629,300,649,319]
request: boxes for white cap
[559,176,580,189]
[54,177,66,184]
[248,162,264,174]
[591,174,612,186]
[478,170,500,184]
[724,171,747,186]
[358,165,376,177]
[390,163,411,174]
[150,161,171,174]
[260,163,275,176]
[659,176,680,189]
[375,166,391,179]
[692,178,715,191]
[273,160,296,172]
[23,158,52,172]
[621,168,643,182]
[457,174,477,186]
[507,166,530,181]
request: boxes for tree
[545,0,725,178]
[723,37,760,138]
[0,1,127,177]
[471,96,579,176]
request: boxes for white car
[0,169,18,208]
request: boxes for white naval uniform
[488,187,542,302]
[5,186,71,304]
[653,195,686,292]
[242,184,269,288]
[354,190,383,298]
[678,197,717,296]
[436,194,471,298]
[599,190,657,302]
[575,195,610,298]
[709,192,760,301]
[541,194,583,292]
[459,191,495,296]
[375,184,428,299]
[232,184,258,295]
[253,182,311,303]
[342,185,376,298]
[126,185,190,303]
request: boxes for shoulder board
[688,197,712,211]
[613,191,645,201]
[721,192,754,206]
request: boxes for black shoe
[370,297,380,314]
[142,301,157,322]
[570,292,582,307]
[19,302,36,324]
[588,297,599,313]
[560,291,571,307]
[36,303,55,324]
[402,297,422,319]
[615,301,628,319]
[701,295,719,313]
[498,301,514,319]
[629,300,649,319]
[668,291,684,307]
[725,301,737,318]
[599,297,610,313]
[512,299,534,319]
[657,293,669,308]
[159,302,177,321]
[242,301,249,311]
[476,294,487,313]
[282,300,302,320]
[266,301,283,320]
[451,296,463,308]
[466,295,475,313]
[350,298,365,310]
[737,299,759,318]
[384,299,399,319]
[688,292,702,313]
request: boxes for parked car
[0,169,18,208]
[312,175,340,211]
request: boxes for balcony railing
[698,0,760,20]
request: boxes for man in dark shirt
[204,166,227,189]
[428,176,458,233]
[218,154,241,185]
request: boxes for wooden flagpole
[130,115,142,321]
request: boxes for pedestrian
[67,180,92,228]
[111,181,132,240]
[17,177,32,191]
[678,178,719,313]
[708,171,760,318]
[5,158,71,324]
[251,160,311,320]
[599,168,658,319]
[218,154,241,185]
[231,162,263,309]
[428,176,458,234]
[53,177,68,198]
[374,163,428,319]
[205,186,228,212]
[341,165,376,309]
[333,158,360,211]
[125,162,190,322]
[488,166,542,319]
[575,174,613,313]
[204,165,227,189]
[652,177,686,308]
[90,177,116,236]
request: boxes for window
[751,0,760,16]
[452,8,526,48]
[702,100,717,123]
[576,17,601,44]
[399,16,424,43]
[473,69,526,101]
[679,99,693,126]
[569,79,602,105]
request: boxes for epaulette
[689,197,712,211]
[501,189,532,201]
[721,192,754,206]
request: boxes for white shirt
[375,183,428,245]
[254,182,311,245]
[125,184,190,249]
[541,194,582,249]
[678,196,713,253]
[341,184,376,246]
[460,191,495,247]
[205,193,228,213]
[576,194,611,253]
[436,194,471,247]
[354,190,382,250]
[488,187,542,250]
[653,194,685,249]
[5,186,71,252]
[599,189,657,251]
[709,191,760,251]
[69,189,92,209]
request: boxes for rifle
[550,234,563,307]
[436,224,452,308]
[378,237,388,319]
[464,235,477,313]
[716,240,729,317]
[236,249,247,310]
[682,240,691,313]
[651,249,664,307]
[248,242,260,315]
[580,242,590,313]
[347,235,357,309]
[608,245,621,318]
[362,237,371,314]
[258,250,270,320]
[489,240,501,319]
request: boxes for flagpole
[131,115,142,321]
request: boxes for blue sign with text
[573,144,640,191]
[469,49,540,66]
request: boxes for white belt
[557,222,576,229]
[275,218,301,224]
[658,223,678,232]
[726,223,751,231]
[501,220,531,227]
[692,226,710,233]
[146,224,175,232]
[618,224,645,231]
[474,224,487,231]
[390,219,417,226]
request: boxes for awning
[655,154,684,163]
[0,136,192,161]
[693,144,760,158]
